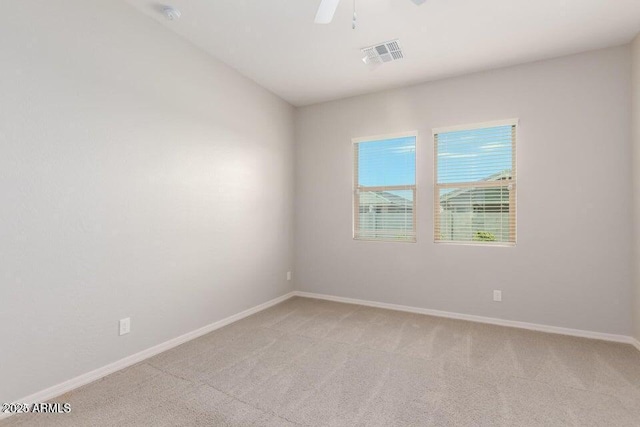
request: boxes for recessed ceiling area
[126,0,640,106]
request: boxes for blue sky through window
[357,136,416,187]
[437,125,513,184]
[357,126,512,190]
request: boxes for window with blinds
[353,134,416,242]
[434,120,517,245]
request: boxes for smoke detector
[163,6,181,21]
[361,40,404,67]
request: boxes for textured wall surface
[0,0,294,402]
[632,34,640,341]
[295,46,633,336]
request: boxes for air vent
[361,39,404,66]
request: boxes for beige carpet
[4,296,640,426]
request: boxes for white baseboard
[294,291,638,346]
[1,291,296,421]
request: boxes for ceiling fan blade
[410,0,427,4]
[314,0,341,24]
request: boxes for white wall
[632,34,640,341]
[295,46,633,335]
[0,0,294,402]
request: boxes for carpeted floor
[4,296,640,426]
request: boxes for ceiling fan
[314,0,426,25]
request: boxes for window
[434,120,517,245]
[353,133,416,242]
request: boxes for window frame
[352,131,418,243]
[432,119,518,247]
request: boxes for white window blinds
[434,121,517,245]
[353,134,416,242]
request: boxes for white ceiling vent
[361,40,404,66]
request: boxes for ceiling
[126,0,640,106]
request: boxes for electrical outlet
[119,317,130,336]
[493,290,502,302]
[286,271,292,281]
